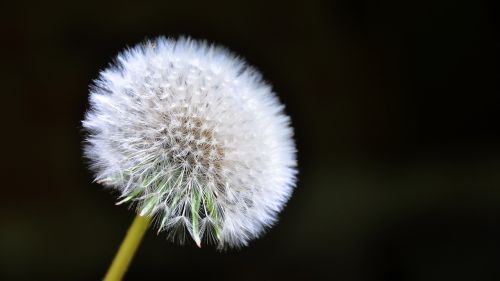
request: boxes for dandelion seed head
[83,37,297,248]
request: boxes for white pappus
[82,37,297,249]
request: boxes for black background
[1,0,499,280]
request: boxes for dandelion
[83,36,297,279]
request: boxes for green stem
[104,215,151,281]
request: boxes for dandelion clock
[82,37,297,280]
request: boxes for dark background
[1,0,499,280]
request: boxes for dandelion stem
[104,215,151,281]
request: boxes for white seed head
[83,37,297,249]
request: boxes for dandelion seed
[83,36,297,249]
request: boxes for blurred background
[1,0,498,280]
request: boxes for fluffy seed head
[83,37,297,248]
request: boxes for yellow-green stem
[104,215,151,281]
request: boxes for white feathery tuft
[83,37,297,249]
